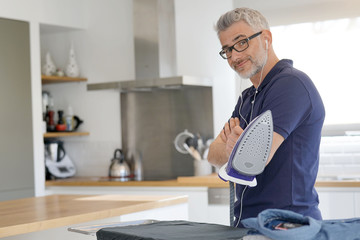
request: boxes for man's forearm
[207,139,228,168]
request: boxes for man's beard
[232,49,267,79]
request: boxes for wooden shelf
[42,75,89,138]
[44,131,90,138]
[41,75,87,84]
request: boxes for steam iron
[218,110,273,187]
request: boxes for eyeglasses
[219,31,262,59]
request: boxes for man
[208,7,325,227]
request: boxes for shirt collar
[250,59,294,93]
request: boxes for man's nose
[230,49,241,61]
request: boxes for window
[271,18,360,126]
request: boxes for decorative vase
[65,44,80,78]
[42,52,56,76]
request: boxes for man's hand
[209,116,284,168]
[208,117,244,168]
[224,117,243,158]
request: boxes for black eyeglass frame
[219,31,263,59]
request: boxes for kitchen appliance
[44,139,76,179]
[218,110,273,227]
[218,110,273,186]
[109,149,131,181]
[127,150,143,181]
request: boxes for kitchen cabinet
[355,192,360,217]
[317,187,360,219]
[0,18,34,201]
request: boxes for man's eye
[238,40,247,46]
[221,49,230,55]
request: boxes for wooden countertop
[45,174,360,188]
[0,194,187,238]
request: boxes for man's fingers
[229,118,235,129]
[233,125,243,136]
[225,125,244,156]
[220,129,227,143]
[224,118,244,157]
[224,121,231,136]
[235,117,240,126]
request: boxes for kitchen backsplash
[318,136,360,179]
[60,136,360,179]
[63,140,120,177]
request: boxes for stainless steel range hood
[87,76,212,91]
[87,0,212,91]
[89,0,214,180]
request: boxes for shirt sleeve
[262,73,313,139]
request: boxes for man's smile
[233,58,251,71]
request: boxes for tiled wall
[60,136,360,179]
[318,136,360,179]
[62,140,120,177]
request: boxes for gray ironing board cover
[96,220,250,240]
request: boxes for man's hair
[215,8,270,36]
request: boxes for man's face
[219,21,266,79]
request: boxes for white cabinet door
[355,192,360,217]
[317,187,360,219]
[207,188,230,226]
[0,18,34,201]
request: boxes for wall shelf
[42,75,89,138]
[44,132,90,138]
[42,75,87,84]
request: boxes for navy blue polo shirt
[232,59,325,224]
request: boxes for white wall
[0,0,85,27]
[175,0,236,136]
[41,0,133,177]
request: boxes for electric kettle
[108,149,131,180]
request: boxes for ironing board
[96,220,250,240]
[69,220,250,240]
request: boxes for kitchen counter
[43,175,360,226]
[0,194,187,238]
[45,174,360,188]
[46,175,228,188]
